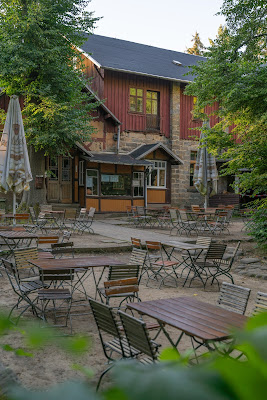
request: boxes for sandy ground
[0,219,266,390]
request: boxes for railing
[146,115,160,131]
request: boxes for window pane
[101,174,131,196]
[130,97,136,111]
[137,89,143,97]
[147,91,152,99]
[150,169,157,186]
[130,88,136,95]
[86,170,98,196]
[137,98,143,112]
[146,101,152,114]
[159,169,165,186]
[151,100,158,114]
[152,92,157,100]
[190,151,197,161]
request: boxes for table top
[127,296,247,341]
[29,256,124,270]
[161,240,209,251]
[0,231,39,239]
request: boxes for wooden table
[29,256,124,299]
[0,230,39,258]
[127,296,247,355]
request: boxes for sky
[88,0,226,53]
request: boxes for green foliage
[0,0,100,156]
[185,0,267,197]
[186,32,205,55]
[1,310,267,399]
[245,199,267,250]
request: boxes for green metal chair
[253,291,267,315]
[89,299,140,390]
[118,310,160,364]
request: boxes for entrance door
[47,157,72,203]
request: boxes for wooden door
[47,157,72,203]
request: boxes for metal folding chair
[146,241,180,288]
[2,259,43,324]
[89,299,140,390]
[97,264,140,308]
[118,310,160,363]
[73,207,95,234]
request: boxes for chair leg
[96,364,114,391]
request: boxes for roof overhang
[79,151,152,167]
[83,84,121,126]
[129,142,184,165]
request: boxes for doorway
[47,156,72,203]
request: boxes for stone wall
[170,83,202,207]
[119,130,170,153]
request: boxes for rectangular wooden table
[127,296,247,354]
[29,256,124,299]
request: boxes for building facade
[0,34,238,212]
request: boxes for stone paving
[69,218,267,280]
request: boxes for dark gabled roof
[82,152,152,166]
[129,143,183,165]
[80,34,205,83]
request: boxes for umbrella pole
[204,194,208,210]
[13,192,16,225]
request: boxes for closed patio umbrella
[0,95,32,216]
[193,120,218,209]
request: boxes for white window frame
[147,160,167,189]
[133,172,144,197]
[86,169,99,196]
[79,160,84,186]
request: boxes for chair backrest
[178,209,188,221]
[37,236,59,245]
[253,292,267,315]
[108,264,140,281]
[191,205,201,212]
[217,282,251,315]
[131,237,142,248]
[51,242,74,258]
[205,243,227,261]
[169,208,178,223]
[40,205,53,212]
[78,208,87,218]
[2,259,21,291]
[118,311,158,360]
[89,299,124,359]
[62,231,72,242]
[14,247,39,274]
[129,248,147,269]
[65,208,77,219]
[14,213,30,223]
[136,206,145,216]
[88,207,96,218]
[104,277,139,297]
[196,236,212,247]
[145,241,161,251]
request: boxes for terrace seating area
[0,203,264,391]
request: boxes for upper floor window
[129,88,143,113]
[146,91,160,131]
[190,151,197,186]
[147,161,166,188]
